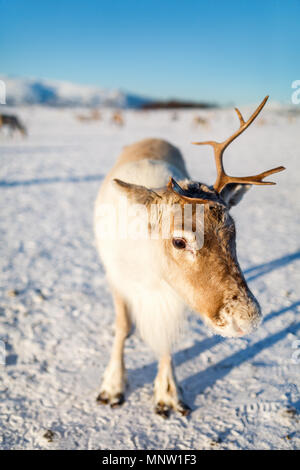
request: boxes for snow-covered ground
[0,104,299,450]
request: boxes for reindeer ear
[220,183,251,209]
[113,179,159,205]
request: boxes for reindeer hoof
[177,400,191,416]
[155,402,171,419]
[96,392,109,405]
[154,400,191,418]
[110,393,125,408]
[96,392,125,408]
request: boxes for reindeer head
[114,97,285,337]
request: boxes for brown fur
[159,189,250,321]
[115,138,188,175]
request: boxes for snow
[0,104,299,450]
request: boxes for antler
[167,177,220,204]
[193,96,285,192]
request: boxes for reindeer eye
[172,238,186,249]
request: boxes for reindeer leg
[154,355,191,418]
[97,288,131,408]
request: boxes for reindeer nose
[208,297,262,338]
[229,300,262,337]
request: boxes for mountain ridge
[1,76,151,108]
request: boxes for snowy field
[0,104,299,450]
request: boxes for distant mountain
[1,76,152,109]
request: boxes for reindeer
[0,114,27,136]
[111,110,124,127]
[192,114,209,128]
[94,96,285,417]
[171,111,179,121]
[76,109,101,122]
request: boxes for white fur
[101,358,125,397]
[94,158,188,356]
[154,358,182,408]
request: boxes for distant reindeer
[192,114,209,128]
[287,113,297,124]
[257,117,266,126]
[94,96,285,416]
[0,114,27,136]
[111,110,124,127]
[76,109,101,122]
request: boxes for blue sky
[0,0,299,104]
